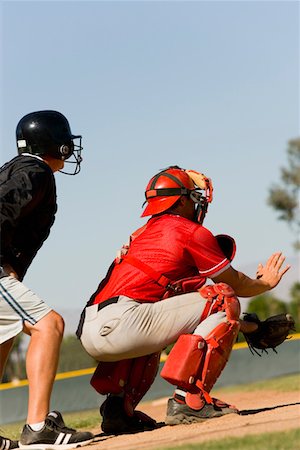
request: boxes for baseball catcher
[77,165,290,434]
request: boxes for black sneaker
[100,396,158,435]
[19,410,94,449]
[0,436,19,450]
[165,397,227,425]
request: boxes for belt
[97,296,120,311]
[76,296,120,339]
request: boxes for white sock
[175,388,187,398]
[28,421,45,431]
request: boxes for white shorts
[0,275,52,344]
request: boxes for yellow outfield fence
[1,333,299,391]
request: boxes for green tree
[289,281,300,331]
[268,138,300,249]
[58,335,96,373]
[2,335,26,382]
[2,334,96,382]
[246,293,288,319]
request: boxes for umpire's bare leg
[22,311,64,423]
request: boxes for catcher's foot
[100,396,158,435]
[211,397,239,414]
[19,411,94,449]
[165,397,237,426]
[0,435,19,449]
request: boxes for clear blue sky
[1,0,299,311]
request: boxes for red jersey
[92,215,230,304]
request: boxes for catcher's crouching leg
[161,283,241,425]
[91,353,161,434]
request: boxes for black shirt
[0,154,57,280]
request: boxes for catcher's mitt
[243,312,295,355]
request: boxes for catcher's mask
[141,166,213,224]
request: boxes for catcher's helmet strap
[150,171,187,189]
[146,187,190,199]
[146,171,191,200]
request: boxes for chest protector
[121,233,236,299]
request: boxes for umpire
[0,111,94,449]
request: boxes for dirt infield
[89,390,300,450]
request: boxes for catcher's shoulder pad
[215,234,236,262]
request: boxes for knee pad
[199,282,240,319]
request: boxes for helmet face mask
[189,189,203,204]
[58,137,83,175]
[142,166,213,224]
[189,189,208,224]
[16,110,83,175]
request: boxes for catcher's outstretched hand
[255,252,290,289]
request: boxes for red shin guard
[161,283,240,408]
[123,352,161,415]
[91,359,131,395]
[90,352,161,416]
[160,334,206,390]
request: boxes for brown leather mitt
[243,312,296,355]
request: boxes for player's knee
[50,311,65,338]
[199,282,240,321]
[33,310,65,338]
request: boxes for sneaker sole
[165,413,210,425]
[18,438,94,449]
[216,407,239,415]
[101,425,157,435]
[165,408,238,426]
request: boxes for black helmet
[16,110,83,175]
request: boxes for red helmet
[141,166,195,217]
[141,166,213,223]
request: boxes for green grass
[158,428,300,450]
[214,372,300,394]
[1,373,299,441]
